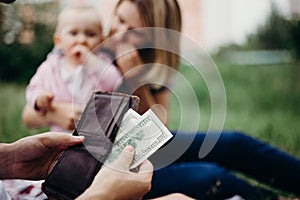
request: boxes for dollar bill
[106,109,173,169]
[115,108,140,141]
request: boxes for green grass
[169,60,300,158]
[1,61,300,158]
[0,61,300,196]
[221,61,300,157]
[0,83,47,143]
[168,60,300,197]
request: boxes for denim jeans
[144,131,300,199]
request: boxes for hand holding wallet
[42,91,140,200]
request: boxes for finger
[47,98,54,108]
[73,104,83,113]
[74,114,81,124]
[73,108,82,119]
[138,159,154,175]
[45,92,54,98]
[48,95,54,102]
[72,105,83,119]
[111,146,135,170]
[43,132,84,149]
[66,120,76,130]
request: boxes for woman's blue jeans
[144,131,300,199]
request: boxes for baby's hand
[35,93,54,114]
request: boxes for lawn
[0,83,46,142]
[169,60,300,158]
[1,60,299,196]
[1,60,300,158]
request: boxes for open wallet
[42,91,140,200]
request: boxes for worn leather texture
[42,91,139,200]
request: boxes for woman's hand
[115,42,144,79]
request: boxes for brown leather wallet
[42,91,139,200]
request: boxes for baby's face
[56,9,103,62]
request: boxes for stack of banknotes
[106,108,173,168]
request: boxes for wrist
[44,104,58,124]
[0,143,14,179]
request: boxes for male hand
[7,132,84,180]
[77,146,153,200]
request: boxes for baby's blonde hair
[55,4,103,34]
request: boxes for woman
[22,0,300,199]
[107,0,300,199]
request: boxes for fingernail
[73,135,85,141]
[124,145,134,152]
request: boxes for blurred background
[1,0,300,196]
[1,0,300,167]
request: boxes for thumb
[45,92,54,98]
[45,93,54,105]
[111,146,135,170]
[43,132,85,150]
[48,95,54,102]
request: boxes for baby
[26,5,122,132]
